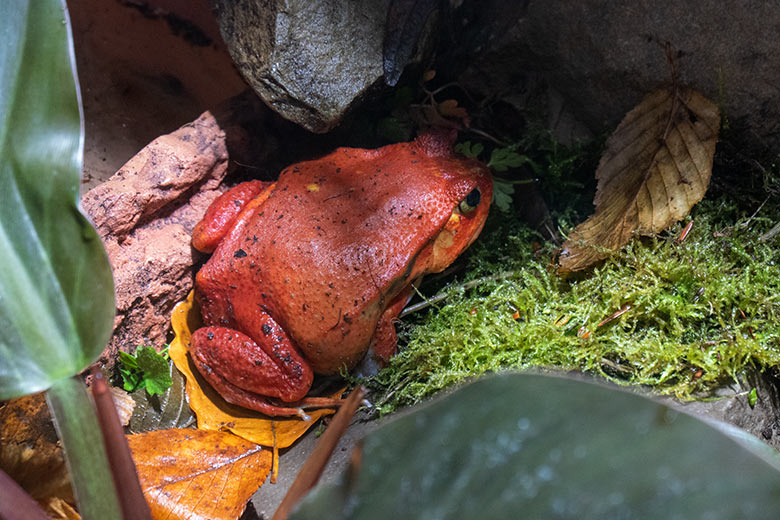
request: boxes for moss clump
[368,200,780,414]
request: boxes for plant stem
[91,370,151,519]
[46,375,122,520]
[272,387,367,520]
[0,468,49,520]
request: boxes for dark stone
[214,0,390,133]
[459,0,780,148]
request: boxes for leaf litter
[128,428,271,520]
[559,86,720,272]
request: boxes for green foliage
[455,141,537,212]
[119,345,173,395]
[486,146,530,171]
[0,2,121,516]
[293,373,780,520]
[749,387,758,408]
[491,178,515,213]
[376,86,415,143]
[455,133,599,217]
[0,0,114,398]
[454,140,484,159]
[369,200,780,414]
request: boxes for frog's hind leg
[190,323,342,417]
[192,180,275,253]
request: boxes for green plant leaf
[0,0,114,398]
[292,373,780,519]
[749,387,758,408]
[491,178,515,212]
[136,346,172,395]
[118,351,139,370]
[118,345,173,395]
[487,147,530,171]
[454,141,483,159]
[128,360,194,434]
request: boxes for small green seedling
[455,141,535,212]
[486,147,530,172]
[118,345,173,395]
[749,387,758,408]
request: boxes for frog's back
[198,137,492,374]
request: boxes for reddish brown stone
[82,109,232,367]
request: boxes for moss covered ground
[366,131,780,415]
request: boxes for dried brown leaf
[559,86,720,272]
[110,386,136,426]
[128,359,194,434]
[0,394,74,513]
[437,99,469,121]
[128,429,271,520]
[45,497,81,520]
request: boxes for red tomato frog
[189,130,492,416]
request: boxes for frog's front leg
[359,285,414,376]
[190,310,319,416]
[192,180,275,253]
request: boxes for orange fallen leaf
[559,86,720,272]
[128,429,270,520]
[170,292,340,448]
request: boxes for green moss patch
[368,167,780,415]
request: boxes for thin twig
[91,369,152,520]
[600,357,634,375]
[399,271,516,318]
[760,222,780,242]
[739,196,769,229]
[0,468,49,520]
[465,127,510,147]
[272,387,367,520]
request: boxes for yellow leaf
[170,292,339,448]
[559,86,720,272]
[128,429,270,520]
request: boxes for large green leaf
[292,373,780,519]
[0,1,114,398]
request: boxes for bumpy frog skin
[190,131,493,416]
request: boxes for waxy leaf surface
[293,373,780,519]
[0,1,114,397]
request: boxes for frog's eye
[458,188,481,214]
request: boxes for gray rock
[214,0,389,133]
[461,0,780,147]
